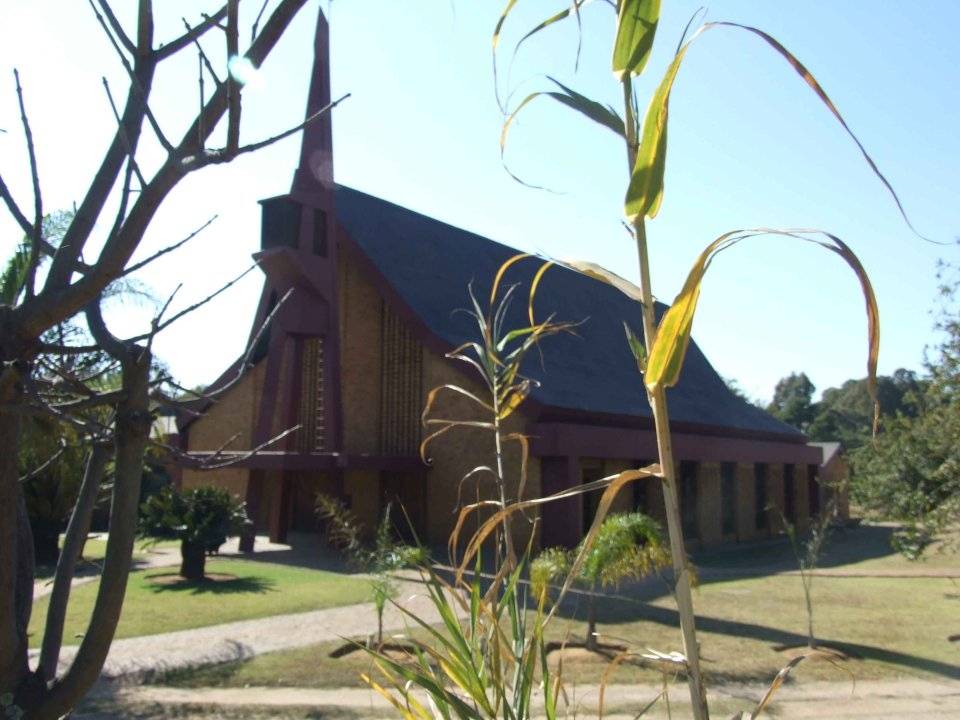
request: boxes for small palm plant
[532,511,670,652]
[316,494,427,647]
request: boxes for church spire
[291,7,334,194]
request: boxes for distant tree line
[763,264,960,557]
[765,368,922,449]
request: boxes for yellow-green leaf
[557,258,648,304]
[501,81,625,164]
[627,20,933,238]
[644,229,881,432]
[613,0,662,80]
[623,321,647,373]
[493,0,520,54]
[514,1,589,56]
[624,36,693,221]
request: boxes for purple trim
[527,422,821,464]
[269,477,294,543]
[529,404,809,445]
[291,8,334,195]
[182,451,425,472]
[279,335,302,452]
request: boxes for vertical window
[633,458,654,515]
[720,462,736,536]
[807,465,821,517]
[261,199,300,250]
[680,461,698,540]
[755,463,769,530]
[581,459,605,535]
[297,337,325,452]
[380,302,422,455]
[784,464,795,523]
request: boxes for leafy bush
[139,485,248,580]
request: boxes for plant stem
[492,395,516,572]
[622,75,707,719]
[633,219,709,720]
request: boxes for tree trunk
[586,583,598,652]
[30,518,61,567]
[180,540,206,581]
[0,364,28,699]
[39,441,110,681]
[31,349,151,720]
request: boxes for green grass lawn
[150,523,959,690]
[28,558,371,647]
[33,537,181,581]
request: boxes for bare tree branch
[145,284,181,355]
[20,375,100,434]
[0,173,34,238]
[157,6,229,61]
[226,0,240,158]
[251,0,271,42]
[84,298,127,361]
[121,216,217,278]
[52,391,128,414]
[17,442,66,484]
[150,263,257,336]
[102,78,146,189]
[87,0,173,155]
[182,93,350,171]
[151,286,292,410]
[154,425,300,471]
[14,69,43,301]
[183,16,223,86]
[95,0,136,55]
[239,287,292,370]
[42,52,157,291]
[137,0,154,58]
[29,0,309,333]
[39,440,111,681]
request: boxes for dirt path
[81,677,960,719]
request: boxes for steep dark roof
[335,185,802,440]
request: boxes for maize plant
[489,0,929,716]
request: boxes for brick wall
[420,346,541,550]
[180,361,269,496]
[338,253,382,455]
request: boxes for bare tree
[0,2,336,716]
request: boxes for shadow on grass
[145,574,277,596]
[691,524,898,573]
[548,590,960,681]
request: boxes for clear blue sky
[1,1,958,404]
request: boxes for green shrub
[139,485,247,580]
